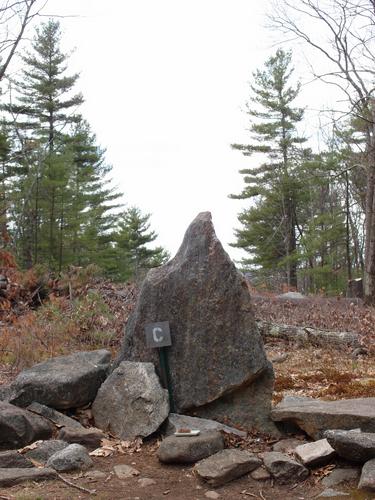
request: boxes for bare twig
[56,473,97,496]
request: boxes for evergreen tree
[231,49,307,287]
[114,207,169,281]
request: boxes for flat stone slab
[166,413,246,438]
[358,458,375,491]
[158,431,224,464]
[46,443,93,471]
[58,426,105,449]
[0,401,53,449]
[261,451,309,484]
[321,467,360,488]
[194,449,261,487]
[0,467,57,487]
[272,396,375,439]
[10,349,111,409]
[294,439,336,467]
[27,402,83,429]
[0,450,33,468]
[324,430,375,463]
[25,440,69,464]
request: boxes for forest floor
[0,273,374,499]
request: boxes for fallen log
[256,320,361,349]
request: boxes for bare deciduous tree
[270,0,375,303]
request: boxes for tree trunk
[364,108,375,304]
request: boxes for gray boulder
[294,439,336,467]
[157,431,224,464]
[46,443,93,471]
[58,426,105,449]
[9,350,111,409]
[321,467,360,488]
[261,451,309,484]
[194,449,261,487]
[165,413,246,438]
[92,361,169,439]
[25,440,69,464]
[0,451,33,468]
[0,467,56,487]
[324,429,375,463]
[272,396,375,439]
[359,458,375,491]
[27,401,83,429]
[116,212,276,434]
[0,401,53,449]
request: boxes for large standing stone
[116,212,276,434]
[271,396,375,439]
[194,449,261,487]
[8,350,111,409]
[157,431,224,464]
[324,430,375,463]
[0,402,53,449]
[92,361,169,439]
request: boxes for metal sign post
[145,321,174,411]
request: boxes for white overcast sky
[19,0,337,260]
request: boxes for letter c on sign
[152,327,163,343]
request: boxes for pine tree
[231,49,307,287]
[114,207,169,281]
[3,19,83,267]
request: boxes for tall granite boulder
[117,212,277,434]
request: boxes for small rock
[205,491,220,499]
[58,426,105,449]
[46,443,93,471]
[321,467,360,488]
[262,451,309,484]
[138,477,156,487]
[114,464,140,479]
[27,402,83,429]
[316,489,349,498]
[250,466,271,480]
[272,438,305,454]
[25,439,69,464]
[325,429,375,462]
[84,470,107,480]
[158,431,224,464]
[294,439,336,467]
[194,449,261,487]
[0,450,33,468]
[0,467,56,487]
[358,458,375,491]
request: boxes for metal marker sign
[145,321,172,348]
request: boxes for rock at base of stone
[0,451,33,468]
[272,438,306,454]
[58,426,105,449]
[261,451,309,484]
[358,458,375,491]
[114,464,140,479]
[9,349,111,410]
[165,413,246,438]
[157,431,224,464]
[27,401,83,429]
[294,439,336,467]
[116,212,275,435]
[0,402,53,449]
[0,467,57,487]
[250,466,271,481]
[321,467,360,488]
[190,364,280,437]
[194,449,262,487]
[25,440,69,464]
[46,443,93,471]
[324,429,375,463]
[92,361,169,440]
[272,396,375,439]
